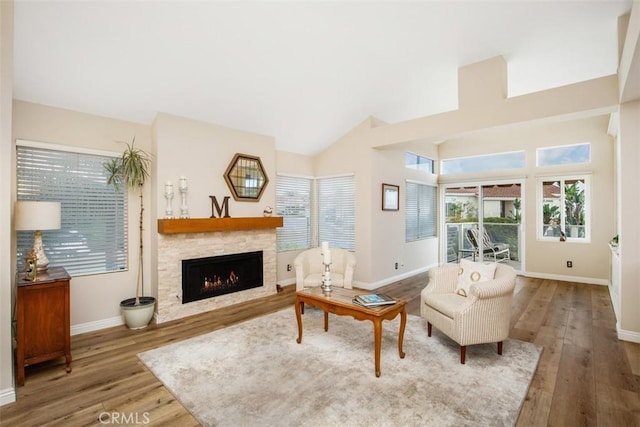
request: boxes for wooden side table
[16,266,72,386]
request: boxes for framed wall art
[382,183,399,211]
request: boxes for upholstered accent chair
[420,262,516,364]
[294,247,356,291]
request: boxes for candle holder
[321,262,332,294]
[164,189,174,219]
[179,185,189,219]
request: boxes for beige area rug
[138,308,542,427]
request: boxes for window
[16,142,127,276]
[276,175,312,251]
[317,175,355,250]
[441,151,525,175]
[538,176,590,241]
[405,152,434,173]
[406,181,437,241]
[537,143,590,167]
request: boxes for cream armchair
[294,247,356,291]
[420,262,516,364]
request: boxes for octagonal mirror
[224,153,269,202]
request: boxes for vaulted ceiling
[12,1,633,155]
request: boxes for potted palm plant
[105,138,156,329]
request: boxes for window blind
[406,181,437,241]
[16,144,128,276]
[276,175,312,252]
[317,175,355,250]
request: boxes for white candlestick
[165,181,173,195]
[321,241,329,254]
[179,176,188,189]
[323,249,331,265]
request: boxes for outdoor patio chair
[466,228,510,263]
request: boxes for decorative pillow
[456,259,497,297]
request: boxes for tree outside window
[539,177,589,241]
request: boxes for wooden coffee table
[295,287,407,377]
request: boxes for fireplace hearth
[182,251,263,304]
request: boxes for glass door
[444,182,522,271]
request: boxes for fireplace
[182,251,264,304]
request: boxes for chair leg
[497,341,503,355]
[460,346,466,364]
[427,322,432,337]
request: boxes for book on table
[353,293,396,307]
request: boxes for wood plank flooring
[1,273,639,426]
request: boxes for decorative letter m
[210,196,230,218]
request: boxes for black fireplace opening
[182,251,263,304]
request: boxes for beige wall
[12,100,152,331]
[151,113,277,311]
[438,115,615,282]
[0,0,15,404]
[618,99,640,339]
[152,113,276,221]
[274,150,314,284]
[313,118,441,287]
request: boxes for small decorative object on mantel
[210,195,231,218]
[263,206,273,217]
[24,250,38,282]
[179,176,190,219]
[320,241,332,294]
[164,181,174,219]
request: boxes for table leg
[373,319,382,377]
[65,354,73,373]
[324,311,329,332]
[295,298,303,344]
[398,306,407,359]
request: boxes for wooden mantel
[157,217,283,234]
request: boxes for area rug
[138,308,542,427]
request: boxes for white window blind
[16,144,128,276]
[406,181,437,241]
[276,175,312,252]
[318,175,355,250]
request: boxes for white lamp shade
[14,201,61,231]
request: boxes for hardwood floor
[1,274,639,426]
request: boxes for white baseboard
[277,277,296,287]
[618,325,640,343]
[0,387,16,406]
[522,271,608,286]
[71,315,124,336]
[355,264,436,290]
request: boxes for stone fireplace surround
[156,217,282,323]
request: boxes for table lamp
[14,201,61,271]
